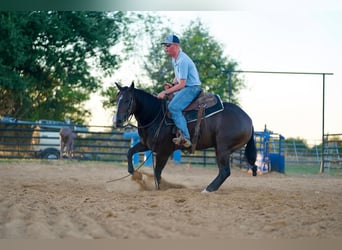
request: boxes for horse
[59,127,76,159]
[114,82,257,192]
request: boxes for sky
[87,10,342,144]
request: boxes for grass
[285,163,342,176]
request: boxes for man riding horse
[157,34,202,148]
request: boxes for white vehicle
[32,128,61,159]
[31,120,68,159]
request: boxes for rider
[157,34,202,148]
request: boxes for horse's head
[114,82,135,128]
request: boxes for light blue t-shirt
[172,51,201,87]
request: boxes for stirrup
[172,136,192,148]
[183,138,192,148]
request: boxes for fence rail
[323,134,342,170]
[1,121,341,173]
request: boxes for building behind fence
[0,118,341,173]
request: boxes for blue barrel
[269,153,285,173]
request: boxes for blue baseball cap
[161,34,180,45]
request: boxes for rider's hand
[163,83,173,89]
[157,91,168,99]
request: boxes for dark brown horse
[115,82,257,192]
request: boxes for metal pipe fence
[0,120,341,173]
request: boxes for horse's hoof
[131,171,143,181]
[201,189,210,193]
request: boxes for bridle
[132,108,164,129]
[126,96,135,120]
[116,90,135,127]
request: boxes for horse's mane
[133,87,163,116]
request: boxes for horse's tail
[245,126,257,176]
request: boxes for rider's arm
[157,79,186,99]
[164,79,186,95]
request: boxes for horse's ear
[115,82,122,90]
[129,81,135,90]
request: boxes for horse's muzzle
[113,113,123,128]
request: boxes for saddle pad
[165,94,224,125]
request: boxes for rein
[127,107,163,129]
[106,150,153,183]
[149,105,168,189]
[122,91,164,130]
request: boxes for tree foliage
[101,12,164,110]
[143,20,244,103]
[0,11,244,123]
[0,11,131,123]
[284,137,310,149]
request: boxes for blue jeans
[168,86,201,139]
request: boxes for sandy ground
[0,160,341,239]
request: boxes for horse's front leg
[154,153,170,189]
[127,142,149,174]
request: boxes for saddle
[165,90,224,123]
[183,91,218,112]
[165,90,224,153]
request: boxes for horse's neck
[134,91,162,126]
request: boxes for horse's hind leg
[154,154,170,190]
[203,151,231,193]
[245,132,258,176]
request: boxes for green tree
[143,20,244,103]
[285,137,310,149]
[0,11,132,123]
